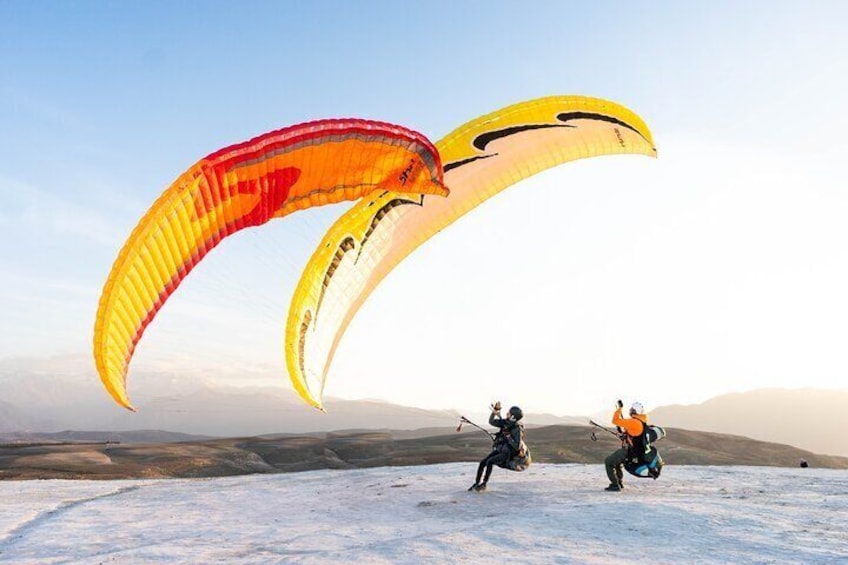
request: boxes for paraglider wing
[93,119,447,410]
[286,96,656,409]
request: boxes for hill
[2,424,845,480]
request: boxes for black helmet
[508,406,523,421]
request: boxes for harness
[494,422,532,472]
[624,421,664,479]
[627,420,650,459]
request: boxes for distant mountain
[3,381,466,437]
[650,389,848,457]
[1,355,587,438]
[0,355,467,436]
[106,386,464,436]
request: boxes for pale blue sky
[2,2,847,416]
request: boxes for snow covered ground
[0,464,845,564]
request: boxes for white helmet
[630,401,644,415]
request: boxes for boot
[604,482,622,492]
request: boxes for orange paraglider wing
[94,119,447,410]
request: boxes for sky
[2,1,848,419]
[1,464,847,563]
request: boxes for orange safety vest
[611,409,647,447]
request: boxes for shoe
[475,483,487,492]
[468,483,480,492]
[604,483,622,492]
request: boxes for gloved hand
[616,399,624,409]
[492,401,502,412]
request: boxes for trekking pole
[457,416,496,440]
[588,419,624,441]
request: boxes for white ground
[0,464,845,564]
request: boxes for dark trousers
[475,445,512,484]
[605,447,628,485]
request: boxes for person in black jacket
[468,401,524,492]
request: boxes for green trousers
[605,447,627,485]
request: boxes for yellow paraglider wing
[93,119,447,410]
[286,96,656,409]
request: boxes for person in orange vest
[604,399,647,491]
